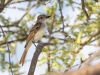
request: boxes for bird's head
[37,15,50,23]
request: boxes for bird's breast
[33,24,46,41]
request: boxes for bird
[19,14,50,66]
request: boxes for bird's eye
[41,17,42,19]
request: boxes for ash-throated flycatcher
[19,15,50,66]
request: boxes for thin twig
[0,37,26,45]
[70,25,100,69]
[64,64,79,72]
[1,1,37,27]
[84,49,100,66]
[47,14,55,72]
[72,1,81,5]
[49,14,55,41]
[0,35,68,46]
[79,27,100,50]
[64,63,100,75]
[4,0,12,7]
[6,7,26,11]
[3,3,38,27]
[81,0,90,20]
[10,0,33,4]
[58,0,65,32]
[0,25,13,75]
[77,49,100,70]
[16,3,38,26]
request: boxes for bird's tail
[19,42,32,66]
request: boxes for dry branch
[0,25,13,75]
[45,50,100,75]
[58,0,65,32]
[28,43,54,75]
[81,0,90,20]
[0,0,12,12]
[44,63,100,75]
[65,63,100,75]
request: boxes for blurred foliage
[0,0,100,75]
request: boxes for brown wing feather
[25,22,42,47]
[25,32,35,48]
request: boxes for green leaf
[79,53,86,61]
[76,30,82,44]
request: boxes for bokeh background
[0,0,100,75]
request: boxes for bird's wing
[25,22,42,48]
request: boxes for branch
[0,25,13,75]
[94,0,98,2]
[1,0,5,5]
[81,0,90,20]
[69,26,100,69]
[47,14,55,72]
[78,49,100,69]
[79,27,100,50]
[48,13,55,41]
[6,7,26,11]
[65,63,100,75]
[16,3,38,26]
[19,4,37,22]
[4,0,12,7]
[58,0,65,32]
[10,0,33,4]
[2,2,38,27]
[72,1,81,5]
[90,35,100,43]
[84,49,100,65]
[0,37,26,45]
[46,49,100,75]
[45,63,100,75]
[0,0,12,13]
[28,43,54,75]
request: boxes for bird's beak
[46,16,50,18]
